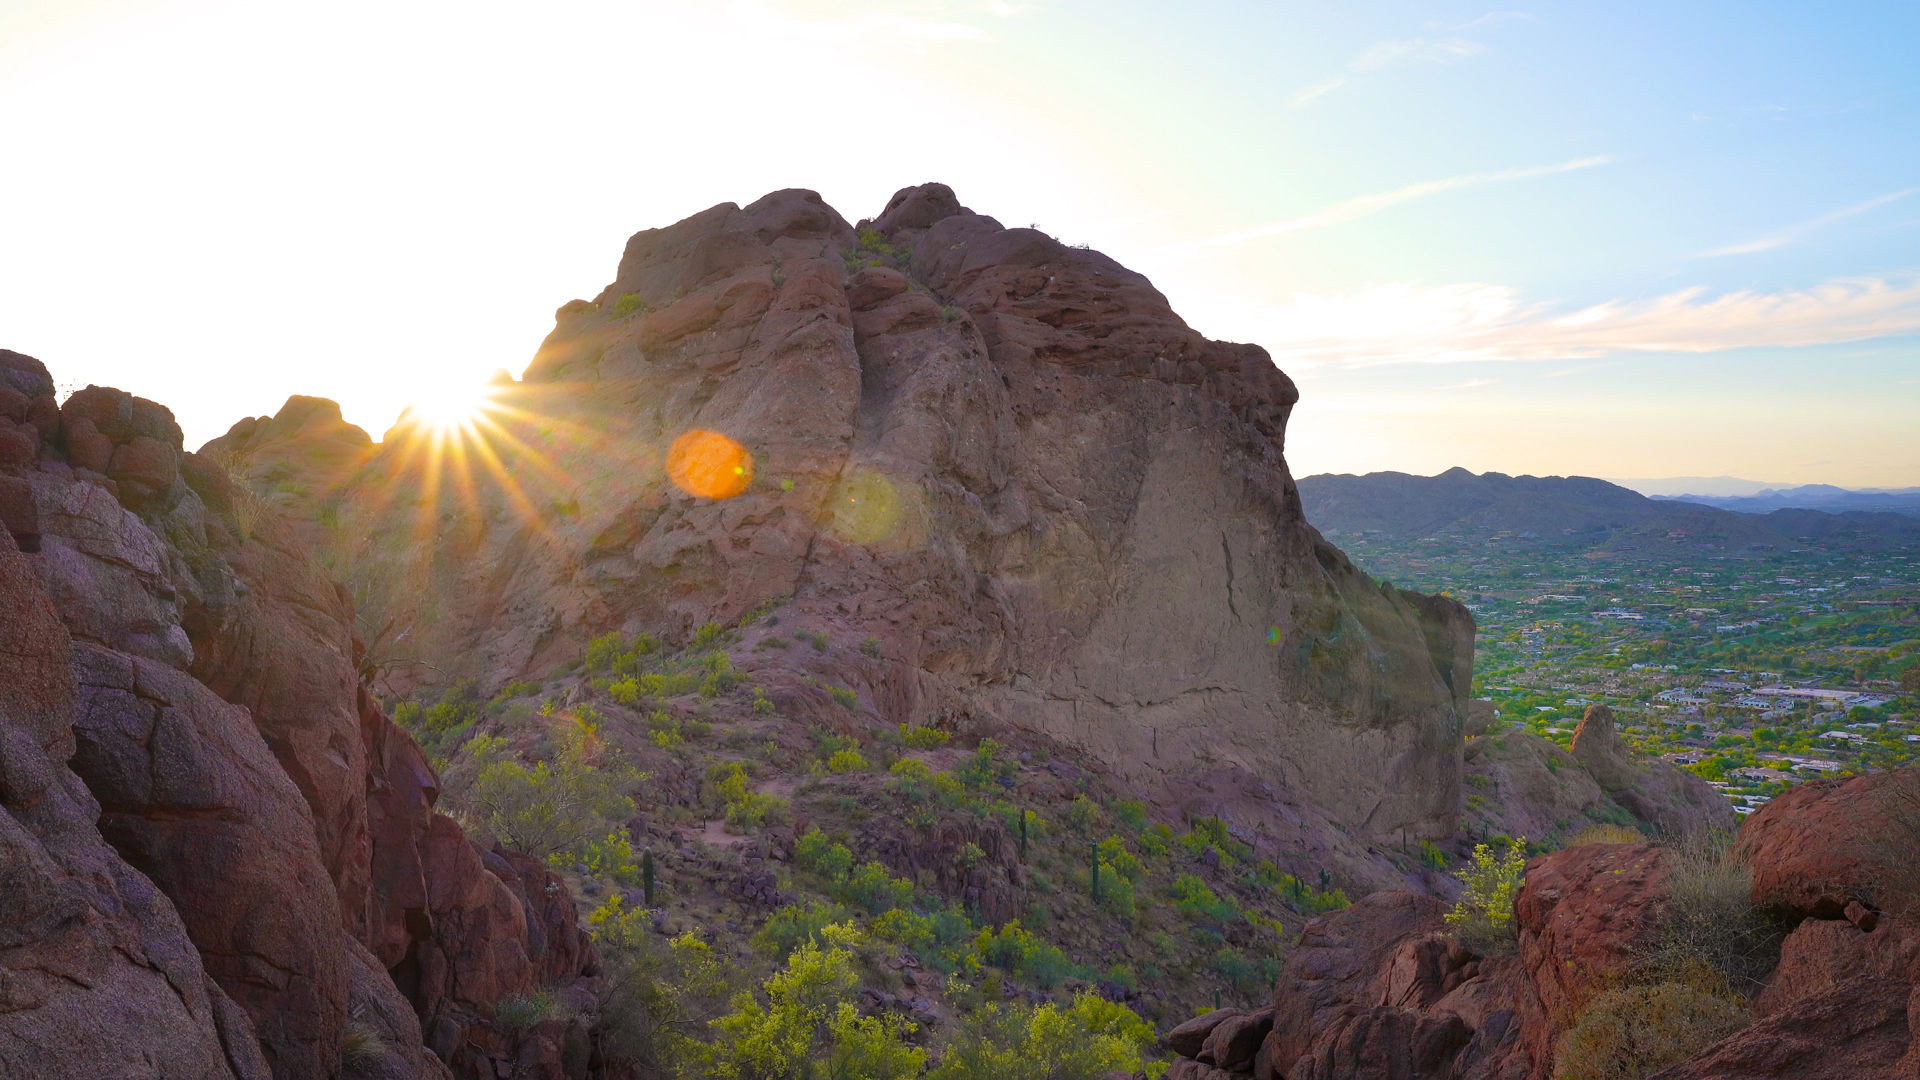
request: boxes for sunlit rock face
[220,184,1474,844]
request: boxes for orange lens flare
[668,430,753,499]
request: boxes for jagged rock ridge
[210,183,1476,852]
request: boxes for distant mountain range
[1608,475,1920,513]
[1298,467,1920,552]
[1651,484,1920,515]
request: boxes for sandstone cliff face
[0,351,601,1079]
[232,184,1473,847]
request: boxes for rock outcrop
[220,183,1475,853]
[0,349,602,1078]
[1570,705,1735,837]
[1157,770,1920,1080]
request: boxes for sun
[406,382,496,435]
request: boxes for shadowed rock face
[0,349,598,1079]
[229,183,1475,847]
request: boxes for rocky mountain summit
[0,185,1886,1080]
[209,183,1476,855]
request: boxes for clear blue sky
[2,0,1915,485]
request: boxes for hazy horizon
[3,0,1915,487]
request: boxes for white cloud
[1290,33,1486,107]
[1206,156,1613,245]
[1236,274,1920,368]
[1696,188,1917,257]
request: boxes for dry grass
[1553,983,1747,1080]
[1565,824,1646,847]
[1867,767,1920,915]
[1637,831,1783,998]
[339,1021,386,1076]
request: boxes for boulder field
[1161,769,1920,1079]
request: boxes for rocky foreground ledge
[1158,768,1920,1080]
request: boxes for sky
[2,0,1916,488]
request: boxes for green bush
[956,739,1016,791]
[972,922,1076,990]
[925,992,1155,1080]
[1446,836,1529,956]
[1211,947,1285,997]
[584,630,657,675]
[1419,840,1450,870]
[1062,795,1100,832]
[713,762,786,833]
[1169,874,1237,923]
[700,925,925,1080]
[462,723,640,858]
[899,724,950,749]
[837,862,915,914]
[1554,983,1748,1080]
[795,828,855,881]
[1640,832,1783,996]
[827,684,859,709]
[751,900,853,960]
[827,748,868,773]
[1114,800,1147,833]
[613,293,648,317]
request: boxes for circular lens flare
[668,429,753,499]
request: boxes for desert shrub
[900,724,950,749]
[570,830,641,885]
[956,739,1016,791]
[462,722,640,858]
[860,636,882,657]
[816,745,867,773]
[1446,836,1528,956]
[1419,840,1450,870]
[700,928,926,1080]
[1096,837,1143,882]
[592,927,733,1078]
[838,862,915,914]
[585,630,658,675]
[1567,823,1646,847]
[925,992,1156,1080]
[339,1021,386,1076]
[972,922,1076,990]
[825,684,859,709]
[1114,800,1147,833]
[1139,822,1173,858]
[1094,867,1136,917]
[1169,874,1237,924]
[1211,947,1284,997]
[1277,873,1352,915]
[699,653,744,697]
[1639,832,1782,996]
[713,762,786,833]
[494,989,563,1032]
[1062,795,1100,832]
[607,676,642,707]
[613,293,648,317]
[1867,767,1920,915]
[752,900,853,960]
[795,828,855,881]
[1554,983,1748,1080]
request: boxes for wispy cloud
[1696,188,1917,256]
[1240,274,1920,368]
[1290,26,1490,106]
[1206,156,1613,246]
[722,1,986,51]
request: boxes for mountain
[1606,474,1788,497]
[207,183,1474,846]
[1654,483,1920,515]
[1298,467,1920,552]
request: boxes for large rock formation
[212,183,1475,849]
[0,350,601,1079]
[1570,705,1735,837]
